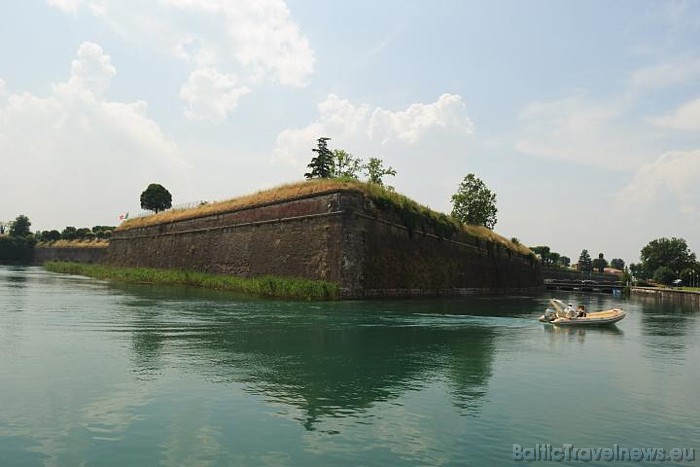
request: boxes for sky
[1,0,699,265]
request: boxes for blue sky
[2,0,699,264]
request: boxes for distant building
[604,267,623,277]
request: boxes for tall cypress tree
[304,137,334,179]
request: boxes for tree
[45,230,61,242]
[364,157,396,188]
[61,226,77,240]
[331,149,363,179]
[9,215,31,238]
[140,183,173,213]
[531,246,561,267]
[559,256,571,268]
[578,249,593,273]
[305,137,334,179]
[640,237,696,277]
[629,262,645,279]
[592,252,608,273]
[450,173,498,229]
[678,263,700,287]
[610,258,625,270]
[653,266,676,285]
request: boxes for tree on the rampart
[364,157,396,188]
[305,137,334,179]
[140,183,173,213]
[450,173,497,229]
[331,149,363,179]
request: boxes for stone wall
[105,189,542,298]
[34,246,107,264]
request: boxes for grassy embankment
[44,261,340,300]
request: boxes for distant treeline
[35,226,116,242]
[1,221,115,263]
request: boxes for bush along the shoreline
[43,262,340,300]
[0,235,36,263]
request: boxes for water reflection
[116,289,500,430]
[541,323,624,350]
[635,295,696,364]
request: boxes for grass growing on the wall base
[44,262,340,300]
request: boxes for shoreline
[43,261,340,301]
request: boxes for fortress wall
[34,246,107,264]
[105,190,542,298]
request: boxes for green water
[1,266,698,466]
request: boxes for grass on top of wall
[44,262,341,301]
[118,178,532,257]
[38,239,109,248]
[118,179,365,231]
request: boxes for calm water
[1,266,698,466]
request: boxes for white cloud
[47,0,315,89]
[0,42,189,230]
[369,93,474,144]
[627,57,700,92]
[650,98,700,130]
[59,42,116,97]
[275,93,474,165]
[180,68,250,122]
[514,92,656,171]
[617,150,700,217]
[45,0,85,13]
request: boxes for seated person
[565,303,576,319]
[576,305,587,318]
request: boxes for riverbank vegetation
[43,262,340,300]
[0,215,36,262]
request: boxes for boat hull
[539,308,626,326]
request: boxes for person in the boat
[565,303,576,318]
[576,305,587,318]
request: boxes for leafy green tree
[629,262,645,279]
[140,183,173,213]
[641,237,696,277]
[592,252,608,273]
[364,157,396,188]
[331,149,363,179]
[61,226,77,240]
[578,249,593,273]
[76,228,92,239]
[92,226,115,240]
[653,266,677,285]
[610,258,625,270]
[45,230,61,242]
[9,215,31,238]
[679,267,696,286]
[531,246,561,266]
[305,137,334,179]
[450,173,498,229]
[559,256,571,268]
